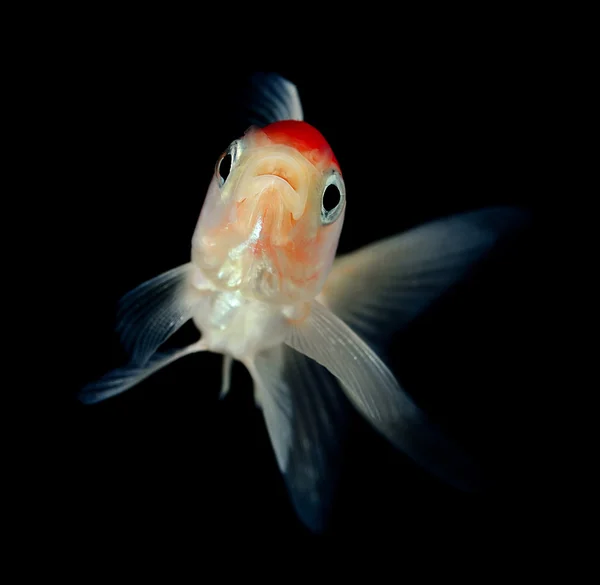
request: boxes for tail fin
[248,344,349,533]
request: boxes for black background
[27,45,555,561]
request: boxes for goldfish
[80,72,528,532]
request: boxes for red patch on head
[261,120,340,171]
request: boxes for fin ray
[79,341,206,404]
[238,72,303,127]
[116,263,196,365]
[321,206,530,348]
[219,354,233,399]
[250,344,349,532]
[286,300,482,492]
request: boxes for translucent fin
[116,263,197,365]
[238,72,303,127]
[79,341,206,404]
[219,354,233,399]
[321,206,530,348]
[286,300,482,492]
[249,344,349,533]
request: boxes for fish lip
[256,173,296,191]
[243,172,306,220]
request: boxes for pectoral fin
[320,206,530,349]
[115,263,197,365]
[80,263,206,403]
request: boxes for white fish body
[80,73,529,532]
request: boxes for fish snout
[247,175,304,222]
[246,155,308,220]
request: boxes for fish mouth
[254,158,301,192]
[245,172,306,221]
[234,149,311,225]
[256,172,295,190]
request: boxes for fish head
[192,120,345,304]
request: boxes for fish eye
[216,140,241,187]
[217,153,232,184]
[321,171,345,225]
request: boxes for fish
[80,72,529,532]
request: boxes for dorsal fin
[237,72,303,127]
